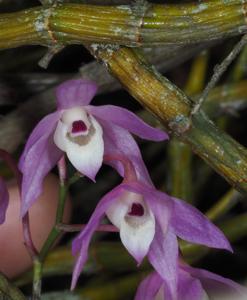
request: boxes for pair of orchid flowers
[1,79,243,299]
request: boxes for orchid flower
[19,79,167,217]
[135,263,245,300]
[71,155,232,297]
[0,177,9,224]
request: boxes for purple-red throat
[129,203,144,216]
[72,120,87,133]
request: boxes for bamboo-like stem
[91,46,247,194]
[168,51,208,202]
[167,139,193,202]
[0,0,247,49]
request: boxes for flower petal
[100,120,152,185]
[182,265,246,298]
[88,105,168,141]
[120,197,155,264]
[171,197,232,252]
[135,272,163,300]
[145,189,173,236]
[125,181,173,236]
[56,79,98,110]
[71,185,125,289]
[106,188,155,264]
[54,115,104,181]
[120,215,155,265]
[0,177,9,224]
[178,269,204,300]
[19,112,60,170]
[148,225,178,300]
[106,181,173,264]
[20,134,62,217]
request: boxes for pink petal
[135,272,163,300]
[145,189,173,236]
[178,269,204,300]
[0,177,9,224]
[100,120,152,185]
[148,225,178,300]
[56,80,98,110]
[171,197,232,252]
[20,134,62,217]
[183,265,246,298]
[71,182,161,288]
[19,112,60,170]
[88,105,168,141]
[71,185,125,289]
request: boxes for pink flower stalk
[135,264,245,300]
[0,176,9,224]
[71,155,232,296]
[19,79,168,217]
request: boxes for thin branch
[38,46,64,69]
[191,34,247,115]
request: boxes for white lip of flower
[53,106,104,180]
[106,191,155,261]
[61,107,91,138]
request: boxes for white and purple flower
[71,155,232,296]
[135,263,245,300]
[19,79,167,217]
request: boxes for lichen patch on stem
[34,6,57,45]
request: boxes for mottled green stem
[167,139,193,202]
[168,51,208,202]
[91,46,247,194]
[32,259,42,300]
[0,0,247,49]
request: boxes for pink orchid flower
[71,155,232,297]
[19,79,167,217]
